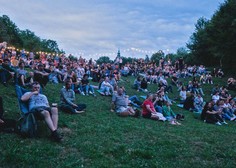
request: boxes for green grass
[1,76,236,168]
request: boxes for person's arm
[111,102,115,112]
[34,70,49,76]
[146,104,155,113]
[21,91,38,102]
[206,110,218,114]
[153,97,158,105]
[170,108,176,117]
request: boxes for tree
[151,50,164,64]
[0,15,63,54]
[0,15,22,47]
[187,0,236,72]
[96,56,112,64]
[187,17,213,66]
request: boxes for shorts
[116,106,128,113]
[30,106,51,120]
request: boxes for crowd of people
[1,41,236,142]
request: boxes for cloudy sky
[1,0,224,59]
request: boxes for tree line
[187,0,236,73]
[0,15,62,54]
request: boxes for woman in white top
[179,86,187,104]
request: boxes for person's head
[146,93,154,100]
[38,64,44,70]
[3,59,10,65]
[117,87,124,95]
[65,80,72,90]
[197,93,201,97]
[206,101,213,108]
[105,76,109,82]
[215,91,219,95]
[164,101,171,106]
[110,74,115,79]
[29,72,34,77]
[32,82,40,92]
[83,74,88,79]
[19,61,25,68]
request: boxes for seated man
[111,88,139,117]
[34,64,50,88]
[0,59,15,87]
[60,80,86,114]
[21,82,62,142]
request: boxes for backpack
[16,113,38,138]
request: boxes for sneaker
[75,110,85,114]
[230,116,236,121]
[81,92,85,96]
[51,130,62,142]
[215,122,222,126]
[93,93,96,97]
[221,121,228,125]
[89,91,93,95]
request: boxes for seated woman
[162,101,181,125]
[16,62,28,86]
[80,74,96,96]
[133,76,142,91]
[206,73,213,84]
[141,77,148,92]
[194,93,204,112]
[183,92,195,111]
[221,99,236,121]
[153,92,164,113]
[201,101,225,125]
[179,86,187,104]
[100,76,114,96]
[142,93,166,121]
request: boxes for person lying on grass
[111,87,140,117]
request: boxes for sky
[1,0,225,60]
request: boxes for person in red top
[142,93,166,121]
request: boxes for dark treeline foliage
[96,56,137,65]
[0,15,62,53]
[187,0,236,72]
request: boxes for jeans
[60,104,86,114]
[81,85,95,94]
[129,95,142,108]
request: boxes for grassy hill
[1,76,236,168]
